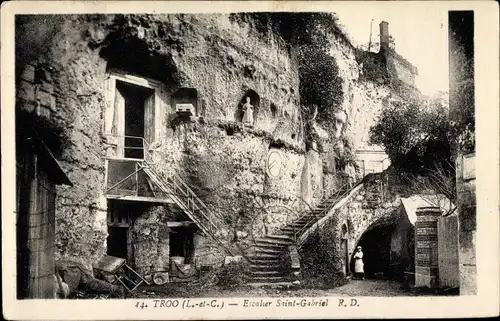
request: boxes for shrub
[298,227,347,289]
[215,261,248,289]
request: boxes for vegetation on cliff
[230,12,364,175]
[231,13,345,125]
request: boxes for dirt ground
[70,277,458,299]
[119,279,457,299]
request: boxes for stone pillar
[379,21,390,49]
[414,206,441,288]
[456,153,477,295]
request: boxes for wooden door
[143,92,155,146]
[114,85,126,157]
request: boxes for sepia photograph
[2,1,498,320]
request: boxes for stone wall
[455,153,476,294]
[16,15,110,264]
[130,205,173,275]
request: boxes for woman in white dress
[353,246,365,280]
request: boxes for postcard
[1,1,499,319]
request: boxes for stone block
[20,64,36,82]
[37,89,56,111]
[41,81,55,94]
[38,105,52,119]
[18,101,36,113]
[18,81,36,102]
[415,266,438,288]
[224,255,243,265]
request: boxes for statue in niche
[241,96,254,127]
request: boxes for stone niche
[173,88,198,117]
[236,89,260,125]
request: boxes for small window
[463,153,475,180]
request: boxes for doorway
[115,80,155,159]
[169,227,195,264]
[106,200,134,262]
[353,224,395,279]
[341,238,349,275]
[107,226,129,259]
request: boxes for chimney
[379,21,389,49]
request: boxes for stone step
[247,254,282,265]
[250,265,282,272]
[263,235,294,242]
[300,214,319,220]
[291,219,312,225]
[246,254,282,261]
[247,281,295,288]
[278,230,301,237]
[245,276,289,283]
[247,270,284,277]
[280,227,301,232]
[255,238,293,246]
[290,223,312,229]
[298,213,316,219]
[254,242,288,250]
[250,260,282,266]
[254,247,285,255]
[292,220,313,226]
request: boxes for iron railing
[292,181,358,243]
[103,134,233,255]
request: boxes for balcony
[103,135,174,204]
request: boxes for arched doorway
[352,223,396,279]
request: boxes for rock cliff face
[15,13,396,268]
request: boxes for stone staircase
[244,185,352,283]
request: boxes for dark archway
[235,89,260,122]
[351,223,396,279]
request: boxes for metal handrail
[293,182,355,242]
[141,162,229,253]
[141,162,221,234]
[169,174,226,228]
[103,134,231,252]
[115,135,231,252]
[171,174,226,223]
